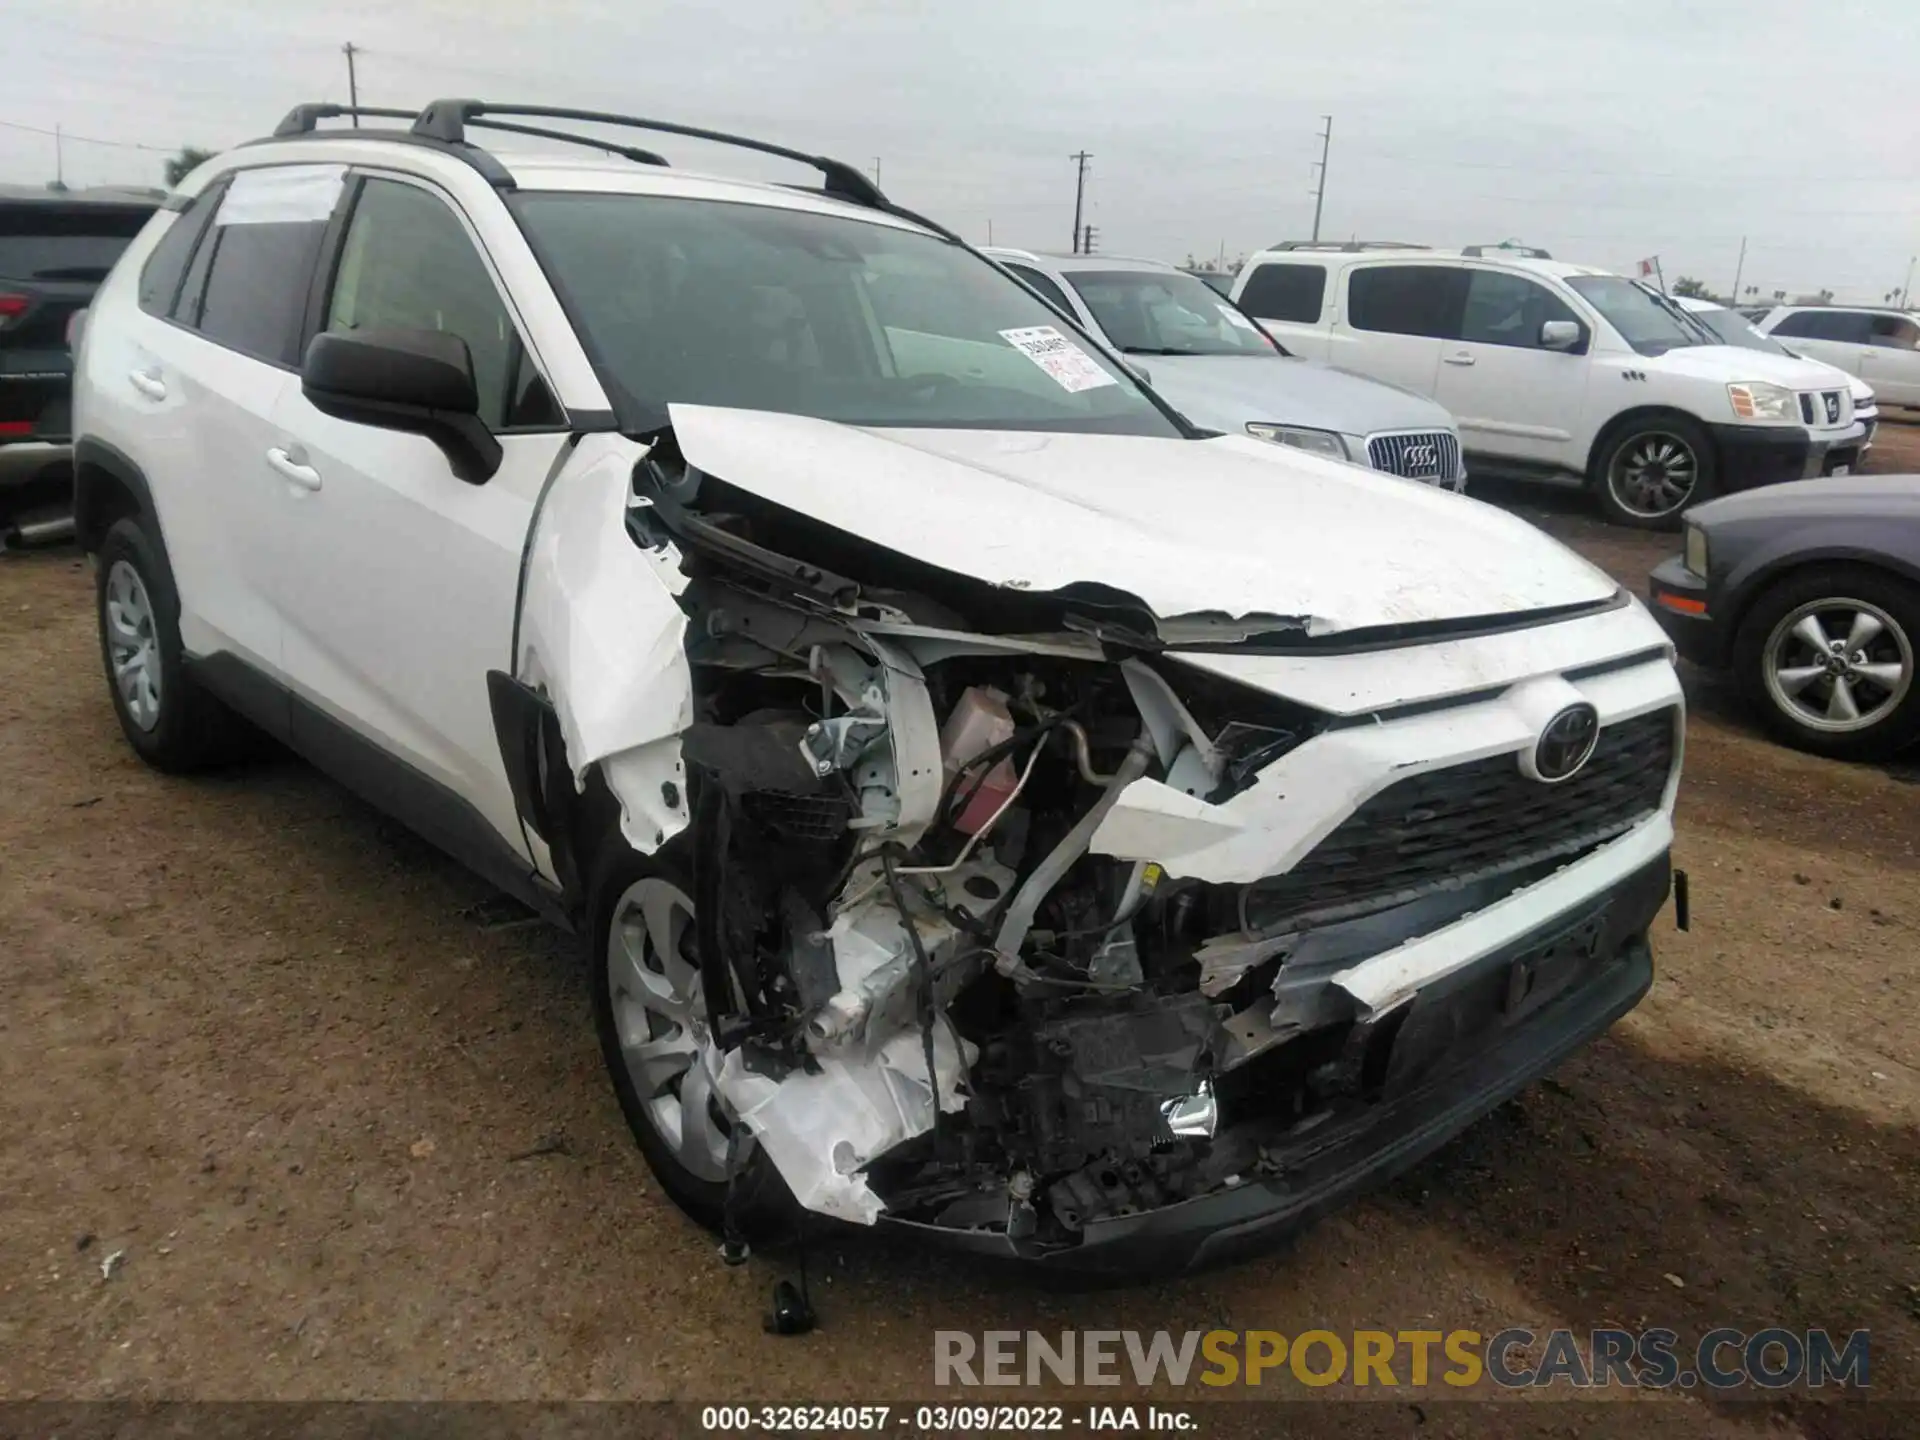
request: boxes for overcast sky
[9,0,1917,301]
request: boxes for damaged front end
[517,427,1679,1274]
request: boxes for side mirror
[1540,319,1583,352]
[302,328,503,484]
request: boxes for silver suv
[986,249,1467,490]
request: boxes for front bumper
[1647,555,1722,669]
[1709,420,1868,494]
[880,848,1669,1279]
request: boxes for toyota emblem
[1530,703,1600,783]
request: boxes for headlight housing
[1246,423,1349,459]
[1727,381,1797,422]
[1684,522,1710,577]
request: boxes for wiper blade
[1119,346,1187,356]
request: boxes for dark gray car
[1649,475,1920,759]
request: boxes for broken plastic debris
[99,1249,126,1281]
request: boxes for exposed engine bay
[551,430,1678,1251]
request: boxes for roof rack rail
[411,99,886,208]
[271,103,667,168]
[1267,239,1430,253]
[1463,242,1552,259]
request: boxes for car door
[1860,313,1920,406]
[1332,263,1462,397]
[117,165,343,701]
[1434,266,1590,468]
[268,171,573,875]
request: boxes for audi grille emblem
[1825,394,1841,424]
[1532,703,1601,783]
[1403,443,1439,473]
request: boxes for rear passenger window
[1347,265,1464,338]
[188,166,342,365]
[1868,314,1920,349]
[1771,310,1871,343]
[1237,262,1326,322]
[138,187,221,318]
[326,177,557,430]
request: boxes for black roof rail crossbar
[411,100,887,208]
[274,104,422,136]
[1463,243,1552,259]
[464,117,667,167]
[1269,239,1430,253]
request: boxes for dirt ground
[3,425,1918,1435]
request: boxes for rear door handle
[128,369,167,400]
[266,446,322,491]
[1442,351,1476,367]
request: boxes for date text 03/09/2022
[699,1405,1194,1432]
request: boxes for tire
[1591,415,1716,530]
[94,516,244,771]
[1731,566,1920,761]
[586,833,795,1238]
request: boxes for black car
[1649,475,1920,760]
[1,185,161,540]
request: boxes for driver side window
[327,177,559,429]
[1459,269,1579,348]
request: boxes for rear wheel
[586,836,793,1236]
[1732,568,1920,761]
[94,516,243,770]
[1592,416,1714,530]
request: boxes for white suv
[72,102,1684,1277]
[1753,305,1920,410]
[1232,244,1869,529]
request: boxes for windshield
[1065,268,1277,357]
[1564,275,1709,356]
[511,193,1182,437]
[1690,305,1791,355]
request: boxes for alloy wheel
[1608,432,1698,520]
[103,559,163,731]
[605,877,739,1182]
[1762,598,1913,734]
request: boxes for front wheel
[1732,568,1920,761]
[586,837,793,1237]
[1592,417,1715,530]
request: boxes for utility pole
[342,42,362,124]
[1730,236,1746,308]
[53,124,63,188]
[1309,115,1332,242]
[1904,255,1917,308]
[871,157,881,187]
[1070,150,1091,255]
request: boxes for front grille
[1800,391,1848,428]
[1242,707,1676,932]
[1367,431,1459,482]
[1798,393,1815,425]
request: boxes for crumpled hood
[1138,354,1456,439]
[1650,345,1846,390]
[667,404,1617,635]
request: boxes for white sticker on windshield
[998,326,1118,393]
[217,164,346,226]
[1216,303,1260,332]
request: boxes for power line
[0,116,172,153]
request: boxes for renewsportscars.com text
[934,1327,1869,1391]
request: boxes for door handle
[266,446,322,491]
[128,369,167,401]
[1443,352,1476,367]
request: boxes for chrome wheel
[1608,431,1699,520]
[103,559,162,731]
[1763,598,1913,734]
[605,877,738,1183]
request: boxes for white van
[1232,244,1869,528]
